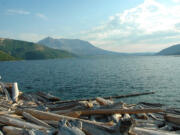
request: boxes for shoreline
[0,82,180,134]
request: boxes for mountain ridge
[38,37,127,56]
[0,38,75,61]
[157,44,180,55]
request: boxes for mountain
[38,37,125,56]
[0,50,17,61]
[0,38,75,61]
[157,44,180,55]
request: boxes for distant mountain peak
[38,37,122,56]
[42,36,55,41]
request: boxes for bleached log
[165,114,180,125]
[28,129,54,135]
[37,91,60,101]
[83,114,134,135]
[79,108,164,115]
[96,97,113,106]
[2,126,28,135]
[135,113,148,120]
[22,112,52,128]
[12,82,19,102]
[0,115,47,130]
[15,108,115,131]
[64,111,82,118]
[43,120,59,128]
[0,111,12,115]
[7,114,23,119]
[58,119,86,135]
[133,127,179,135]
[48,102,81,111]
[51,92,155,104]
[110,114,122,123]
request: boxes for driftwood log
[50,92,155,104]
[165,114,180,125]
[133,127,180,135]
[22,112,52,128]
[0,115,47,130]
[2,126,28,135]
[12,82,19,103]
[78,108,164,115]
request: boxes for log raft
[0,82,179,135]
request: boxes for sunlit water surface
[0,56,180,107]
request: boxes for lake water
[0,56,180,107]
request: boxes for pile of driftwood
[0,82,180,135]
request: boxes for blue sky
[0,0,180,52]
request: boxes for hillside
[157,44,180,55]
[0,50,17,61]
[0,38,75,60]
[38,37,125,56]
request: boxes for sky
[0,0,180,53]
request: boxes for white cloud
[6,9,30,15]
[36,13,48,20]
[172,0,180,3]
[79,0,180,52]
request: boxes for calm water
[0,56,180,107]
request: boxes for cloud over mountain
[80,0,180,52]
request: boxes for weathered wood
[139,102,164,107]
[96,97,113,106]
[37,91,60,101]
[0,111,12,115]
[48,102,81,111]
[50,92,155,104]
[2,126,28,135]
[15,108,115,131]
[58,119,86,135]
[135,113,148,120]
[133,127,180,135]
[12,82,19,102]
[43,120,59,128]
[165,114,180,125]
[22,112,52,128]
[79,108,164,115]
[0,115,47,130]
[0,82,12,101]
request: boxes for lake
[0,56,180,107]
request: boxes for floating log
[37,91,60,101]
[50,92,155,104]
[165,114,180,125]
[139,102,164,107]
[2,126,28,135]
[22,112,52,128]
[0,115,47,130]
[79,108,164,115]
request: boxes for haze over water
[0,56,180,107]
